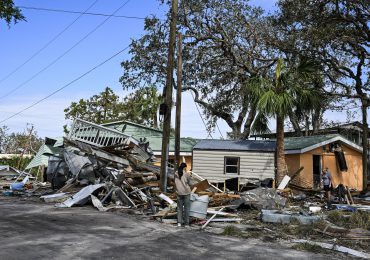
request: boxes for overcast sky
[0,0,362,139]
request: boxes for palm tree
[252,58,320,185]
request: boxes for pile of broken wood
[26,136,245,227]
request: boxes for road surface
[0,197,334,259]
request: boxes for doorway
[313,155,322,189]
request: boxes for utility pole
[174,33,183,171]
[160,0,178,192]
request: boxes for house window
[224,157,240,175]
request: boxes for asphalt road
[0,197,333,260]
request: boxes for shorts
[324,185,331,191]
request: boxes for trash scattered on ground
[1,118,370,257]
[293,239,370,259]
[261,209,320,224]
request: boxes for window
[224,157,240,175]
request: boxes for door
[312,155,322,189]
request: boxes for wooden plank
[201,207,224,229]
[209,218,243,222]
[344,194,351,205]
[347,186,354,204]
[191,171,224,193]
[191,179,210,193]
[207,210,238,217]
[212,193,241,199]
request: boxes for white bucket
[189,194,209,219]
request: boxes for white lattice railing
[68,118,150,161]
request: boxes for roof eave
[286,136,363,154]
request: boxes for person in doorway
[175,162,191,227]
[322,167,332,201]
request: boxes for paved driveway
[0,197,333,260]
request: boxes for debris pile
[1,118,370,258]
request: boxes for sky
[0,0,363,140]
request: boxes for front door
[313,155,322,189]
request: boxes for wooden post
[160,0,178,192]
[174,33,183,171]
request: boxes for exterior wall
[285,154,311,188]
[322,146,363,191]
[285,144,363,191]
[192,150,275,183]
[153,155,193,170]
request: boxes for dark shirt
[323,171,332,186]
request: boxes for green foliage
[274,0,369,108]
[121,86,161,128]
[0,156,34,170]
[0,0,25,27]
[327,211,370,230]
[250,112,271,135]
[222,225,243,237]
[64,87,123,125]
[0,125,43,154]
[292,242,328,254]
[64,86,161,130]
[120,0,276,139]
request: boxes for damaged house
[191,135,364,191]
[191,139,276,189]
[102,120,198,168]
[285,134,363,191]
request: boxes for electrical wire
[0,45,130,124]
[215,120,224,139]
[0,0,132,100]
[0,0,99,85]
[18,5,147,20]
[190,91,214,139]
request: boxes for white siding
[192,150,275,183]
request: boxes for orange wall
[153,155,192,170]
[286,144,363,190]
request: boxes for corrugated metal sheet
[25,144,61,169]
[194,139,276,152]
[192,150,275,183]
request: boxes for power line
[0,0,99,85]
[215,121,225,139]
[0,0,132,100]
[190,92,214,139]
[18,6,147,20]
[0,46,130,124]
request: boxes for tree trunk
[241,104,257,139]
[153,111,158,129]
[361,102,368,192]
[276,114,287,186]
[288,110,302,136]
[312,108,322,134]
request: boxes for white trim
[284,136,363,154]
[153,151,192,156]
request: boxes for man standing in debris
[175,162,191,227]
[322,167,332,202]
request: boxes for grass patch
[327,211,370,230]
[222,225,243,237]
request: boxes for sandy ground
[0,196,335,260]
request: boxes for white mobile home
[192,139,276,184]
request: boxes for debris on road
[1,118,370,258]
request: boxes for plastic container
[189,194,209,219]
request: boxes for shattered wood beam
[201,207,225,229]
